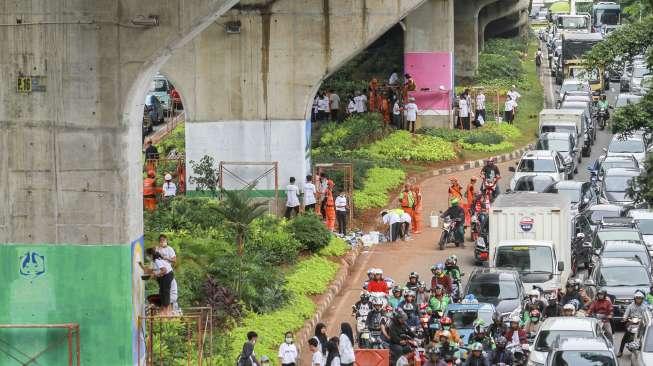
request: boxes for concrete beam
[485,9,530,39]
[478,0,530,50]
[454,0,499,78]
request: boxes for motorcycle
[481,177,498,201]
[626,317,642,363]
[473,212,490,264]
[592,313,613,345]
[598,106,609,130]
[439,216,463,250]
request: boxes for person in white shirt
[317,92,330,122]
[404,97,418,133]
[504,95,518,124]
[353,90,367,113]
[395,348,411,366]
[278,332,298,366]
[346,97,356,115]
[309,338,324,366]
[338,323,356,366]
[285,177,300,219]
[335,190,348,236]
[392,100,401,128]
[141,248,175,315]
[303,175,317,212]
[163,173,177,198]
[458,93,471,130]
[324,339,341,366]
[475,89,486,127]
[399,211,412,240]
[156,234,176,265]
[329,90,341,122]
[388,69,399,86]
[508,85,521,102]
[381,210,403,242]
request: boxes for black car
[573,204,626,239]
[599,167,641,207]
[543,180,597,215]
[594,240,652,272]
[584,257,652,320]
[463,269,524,319]
[511,175,557,193]
[591,226,644,250]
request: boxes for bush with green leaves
[418,127,467,142]
[483,122,522,139]
[143,196,224,233]
[247,215,302,265]
[353,167,406,210]
[462,131,504,145]
[484,37,528,55]
[289,213,332,252]
[475,53,525,84]
[459,141,514,152]
[312,151,401,190]
[318,236,350,257]
[360,130,456,162]
[156,123,185,155]
[318,113,388,150]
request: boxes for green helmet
[473,318,486,328]
[471,342,483,351]
[450,198,459,206]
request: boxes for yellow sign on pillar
[17,76,32,93]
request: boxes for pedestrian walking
[335,190,348,235]
[285,177,300,219]
[278,331,298,366]
[329,89,341,122]
[303,175,317,212]
[458,93,471,130]
[338,323,355,366]
[237,331,260,366]
[404,97,418,133]
[504,95,518,124]
[475,89,486,127]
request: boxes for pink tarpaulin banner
[404,52,453,111]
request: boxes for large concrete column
[454,0,498,79]
[478,0,530,48]
[404,0,455,128]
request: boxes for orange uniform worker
[448,178,463,202]
[324,181,336,231]
[398,184,416,234]
[411,183,422,234]
[464,177,477,227]
[143,170,161,211]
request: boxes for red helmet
[440,316,452,326]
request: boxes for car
[629,64,650,95]
[536,132,580,174]
[558,79,591,101]
[149,74,172,113]
[637,311,653,366]
[145,94,165,124]
[584,258,652,320]
[443,302,496,345]
[615,92,643,108]
[629,209,653,249]
[543,180,597,216]
[591,226,644,251]
[574,204,625,239]
[546,338,617,366]
[528,317,611,366]
[606,134,648,165]
[597,155,641,179]
[634,74,653,95]
[511,175,558,193]
[599,167,640,207]
[463,269,524,320]
[595,240,652,272]
[509,150,569,190]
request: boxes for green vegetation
[549,1,571,13]
[318,236,350,257]
[353,167,406,210]
[289,213,332,252]
[360,131,456,162]
[319,113,389,150]
[474,37,528,89]
[156,123,185,155]
[583,16,653,205]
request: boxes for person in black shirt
[144,140,159,160]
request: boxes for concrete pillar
[404,0,455,128]
[454,0,498,79]
[478,0,530,50]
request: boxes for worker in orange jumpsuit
[448,177,463,202]
[324,181,336,231]
[368,78,379,112]
[380,96,391,125]
[411,183,422,234]
[143,170,161,211]
[398,184,416,234]
[464,177,477,227]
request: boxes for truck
[539,109,590,157]
[489,193,572,295]
[558,32,605,96]
[592,2,621,33]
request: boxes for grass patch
[353,167,406,210]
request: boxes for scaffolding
[0,323,81,366]
[218,161,279,215]
[139,307,213,366]
[313,163,354,228]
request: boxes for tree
[189,155,219,192]
[214,185,268,295]
[583,16,653,205]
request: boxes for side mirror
[557,261,564,271]
[508,167,516,172]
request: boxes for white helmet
[563,303,576,311]
[576,232,585,239]
[374,268,384,275]
[529,289,539,297]
[164,173,172,181]
[509,316,520,323]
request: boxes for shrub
[361,131,456,162]
[354,167,406,210]
[475,53,524,82]
[248,215,302,265]
[462,131,504,145]
[318,236,350,257]
[483,122,522,139]
[484,38,528,55]
[290,213,332,252]
[318,113,388,150]
[285,256,339,296]
[143,196,224,233]
[460,141,514,152]
[312,151,402,190]
[156,123,185,155]
[418,128,467,142]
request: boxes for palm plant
[214,185,268,295]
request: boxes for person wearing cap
[448,178,463,202]
[474,88,486,127]
[162,173,177,198]
[404,97,418,133]
[143,169,161,211]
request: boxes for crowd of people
[454,85,521,130]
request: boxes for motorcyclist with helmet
[524,309,543,335]
[619,291,647,357]
[571,232,592,272]
[398,290,419,327]
[464,342,490,366]
[503,317,528,347]
[543,292,562,318]
[440,199,465,245]
[488,312,506,340]
[430,263,453,294]
[387,311,416,364]
[444,255,462,282]
[488,336,514,366]
[428,284,451,315]
[423,347,448,366]
[434,316,461,345]
[561,303,577,317]
[560,279,590,311]
[432,331,459,363]
[367,268,389,293]
[388,286,403,309]
[416,281,429,307]
[587,289,614,341]
[363,297,387,348]
[406,272,420,292]
[521,289,546,324]
[480,158,501,199]
[352,292,372,317]
[468,319,495,352]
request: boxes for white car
[558,79,591,101]
[629,209,653,249]
[509,150,568,190]
[605,134,648,165]
[528,317,612,366]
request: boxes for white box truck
[489,193,572,293]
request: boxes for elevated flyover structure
[0,0,529,364]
